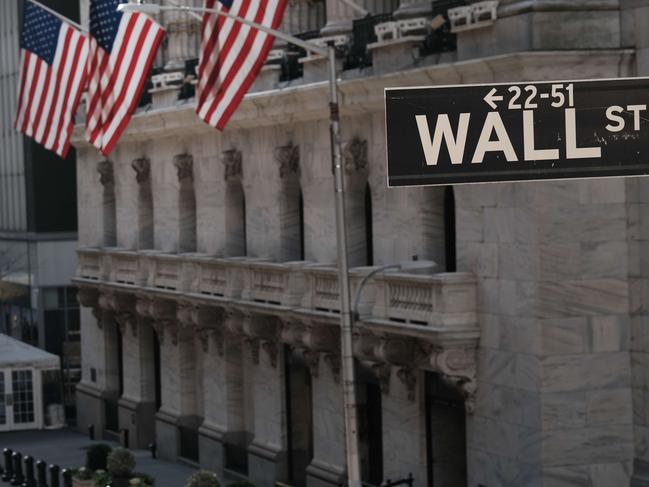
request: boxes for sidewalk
[0,429,196,487]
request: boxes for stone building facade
[73,0,649,486]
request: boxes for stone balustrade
[372,271,476,328]
[76,246,480,407]
[77,247,477,331]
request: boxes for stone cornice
[70,50,633,149]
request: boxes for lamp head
[117,3,161,14]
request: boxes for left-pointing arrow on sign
[484,88,503,110]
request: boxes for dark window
[444,186,456,272]
[284,347,314,486]
[153,330,162,411]
[425,372,467,487]
[225,181,247,256]
[365,183,374,266]
[299,190,305,261]
[12,370,35,424]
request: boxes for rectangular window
[12,370,34,424]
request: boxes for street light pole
[117,3,362,485]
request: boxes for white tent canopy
[0,333,59,369]
[0,333,63,431]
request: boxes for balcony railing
[76,248,477,330]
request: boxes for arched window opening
[98,161,116,247]
[225,181,247,256]
[299,190,305,261]
[365,182,374,266]
[425,371,466,486]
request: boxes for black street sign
[385,77,649,187]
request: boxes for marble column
[246,318,288,487]
[306,354,346,487]
[117,313,157,448]
[160,0,201,70]
[200,320,247,480]
[381,368,426,482]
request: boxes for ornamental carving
[248,337,260,365]
[222,149,242,181]
[396,368,417,401]
[343,138,368,174]
[374,335,426,367]
[274,144,299,179]
[173,153,194,181]
[131,157,151,184]
[198,328,212,353]
[302,350,320,377]
[372,363,391,395]
[262,341,278,368]
[97,160,114,186]
[430,346,478,414]
[323,353,341,383]
[115,312,137,338]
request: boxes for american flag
[14,2,88,159]
[86,0,164,155]
[196,0,288,129]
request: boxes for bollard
[11,452,24,486]
[148,442,156,459]
[88,424,95,441]
[36,461,47,487]
[120,428,129,449]
[60,469,71,487]
[23,455,36,487]
[2,449,14,482]
[48,465,59,487]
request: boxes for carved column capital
[396,367,417,402]
[222,149,242,182]
[131,157,151,184]
[262,341,279,368]
[372,363,391,395]
[303,350,320,377]
[274,144,299,179]
[247,337,261,365]
[343,138,367,174]
[97,160,114,186]
[323,353,341,383]
[173,153,194,181]
[115,311,137,338]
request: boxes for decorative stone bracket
[343,138,368,175]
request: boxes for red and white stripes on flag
[15,3,88,159]
[86,2,164,156]
[196,0,288,130]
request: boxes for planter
[111,477,130,487]
[73,478,96,487]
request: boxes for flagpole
[23,0,88,32]
[117,3,363,485]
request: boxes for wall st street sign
[385,78,649,187]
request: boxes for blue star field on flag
[21,2,61,65]
[89,0,122,53]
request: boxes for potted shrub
[184,470,220,487]
[130,472,155,486]
[72,467,96,487]
[86,444,112,471]
[106,448,136,487]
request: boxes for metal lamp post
[117,3,362,485]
